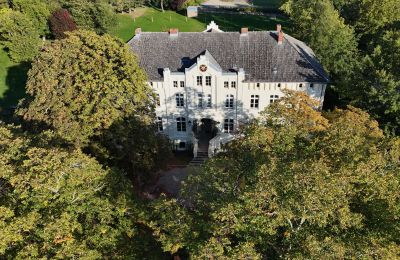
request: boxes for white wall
[150,53,327,149]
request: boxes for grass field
[110,9,206,42]
[0,49,29,111]
[110,8,291,42]
[252,0,283,9]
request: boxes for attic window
[299,83,303,88]
[277,83,281,88]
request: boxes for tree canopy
[0,8,41,62]
[149,92,400,258]
[0,124,147,258]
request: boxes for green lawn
[0,49,29,112]
[110,8,291,42]
[110,9,206,42]
[252,0,283,9]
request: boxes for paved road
[202,0,250,8]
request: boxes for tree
[61,0,117,34]
[10,0,52,37]
[281,0,359,78]
[49,8,77,39]
[0,8,41,62]
[352,29,400,135]
[18,30,170,179]
[151,92,400,258]
[0,124,158,258]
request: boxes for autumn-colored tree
[149,92,400,258]
[49,8,77,39]
[0,124,166,258]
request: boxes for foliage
[0,8,41,62]
[108,0,145,12]
[49,8,77,39]
[10,0,52,36]
[352,29,400,135]
[152,92,400,258]
[281,0,359,78]
[18,30,170,179]
[61,0,117,34]
[0,124,149,258]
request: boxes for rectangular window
[156,117,163,131]
[207,94,212,108]
[270,95,280,104]
[205,76,212,86]
[225,94,234,108]
[156,93,160,106]
[176,117,186,132]
[231,82,236,88]
[198,93,203,108]
[176,93,184,107]
[180,81,185,88]
[173,81,178,88]
[224,119,234,133]
[197,76,203,86]
[224,81,229,88]
[250,95,259,108]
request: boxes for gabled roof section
[202,50,222,70]
[128,28,330,83]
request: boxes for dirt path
[125,7,147,19]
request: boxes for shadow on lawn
[0,62,30,122]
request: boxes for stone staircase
[189,151,209,167]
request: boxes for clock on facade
[199,65,208,72]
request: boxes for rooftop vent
[276,24,284,45]
[135,28,142,36]
[241,27,249,36]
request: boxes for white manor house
[129,22,329,154]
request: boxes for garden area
[109,7,291,42]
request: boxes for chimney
[135,27,142,36]
[241,27,248,35]
[169,28,179,37]
[277,24,284,44]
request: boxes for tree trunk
[161,0,164,12]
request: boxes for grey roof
[128,31,329,83]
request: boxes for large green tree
[281,0,359,78]
[10,0,52,36]
[61,0,117,34]
[18,30,170,179]
[0,124,163,258]
[0,8,41,62]
[149,92,400,258]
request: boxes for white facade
[151,53,327,150]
